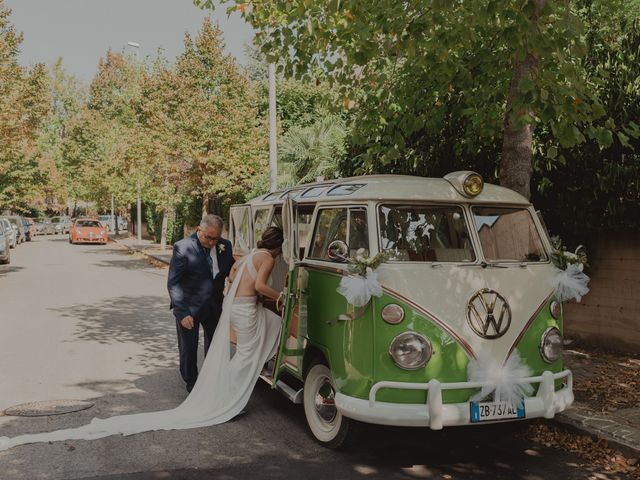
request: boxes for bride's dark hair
[257,226,284,250]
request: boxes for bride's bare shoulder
[253,250,274,268]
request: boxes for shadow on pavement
[0,368,184,438]
[0,378,629,480]
[81,247,132,256]
[52,295,175,370]
[0,266,25,277]
[92,258,166,272]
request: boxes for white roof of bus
[248,175,530,206]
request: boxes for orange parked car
[69,218,108,245]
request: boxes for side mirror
[574,245,586,257]
[327,240,349,262]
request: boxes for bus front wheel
[303,362,353,449]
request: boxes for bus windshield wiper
[460,261,508,268]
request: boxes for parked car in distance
[6,216,26,244]
[35,217,55,235]
[98,214,115,232]
[69,218,108,245]
[25,217,37,239]
[98,214,128,233]
[0,220,10,264]
[0,218,17,248]
[20,217,32,241]
[51,215,72,234]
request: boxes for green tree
[279,115,346,186]
[35,59,87,212]
[196,0,618,199]
[173,19,268,214]
[133,58,192,248]
[0,1,50,211]
[532,0,640,240]
[244,43,348,194]
[74,50,145,215]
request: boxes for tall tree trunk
[499,0,545,200]
[160,209,169,251]
[202,194,209,217]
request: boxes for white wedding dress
[0,249,282,451]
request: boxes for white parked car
[0,218,17,248]
[0,220,11,264]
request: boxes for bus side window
[349,208,369,257]
[297,206,315,260]
[230,206,252,254]
[253,207,271,245]
[310,208,347,261]
[271,207,283,229]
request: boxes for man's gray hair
[200,214,224,230]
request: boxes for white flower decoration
[356,248,366,255]
[218,244,225,253]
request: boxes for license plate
[470,400,525,423]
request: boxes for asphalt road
[0,235,630,479]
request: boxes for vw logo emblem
[466,289,511,339]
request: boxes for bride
[0,227,285,451]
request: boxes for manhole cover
[3,400,94,417]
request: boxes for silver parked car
[0,220,10,264]
[6,216,26,244]
[50,215,72,234]
[99,214,128,233]
[35,217,55,235]
[0,218,17,248]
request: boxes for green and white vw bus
[228,172,573,448]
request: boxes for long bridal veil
[0,252,282,451]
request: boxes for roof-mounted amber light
[444,171,484,198]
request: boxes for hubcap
[314,376,337,423]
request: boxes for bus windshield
[472,207,547,262]
[378,204,476,262]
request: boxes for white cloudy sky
[5,0,255,81]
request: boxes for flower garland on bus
[550,237,590,303]
[336,249,390,308]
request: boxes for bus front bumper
[335,369,573,429]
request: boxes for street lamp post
[268,63,277,192]
[127,41,142,244]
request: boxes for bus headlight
[381,303,405,324]
[444,171,484,197]
[389,332,432,370]
[540,327,562,363]
[463,173,484,197]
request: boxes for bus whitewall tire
[303,362,354,449]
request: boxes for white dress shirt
[209,248,220,279]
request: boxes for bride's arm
[255,255,281,301]
[228,262,239,283]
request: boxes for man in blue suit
[167,214,234,392]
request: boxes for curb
[113,238,171,265]
[554,410,640,459]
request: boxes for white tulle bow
[336,271,384,307]
[468,351,534,407]
[551,263,590,302]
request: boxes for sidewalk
[112,234,172,265]
[112,235,640,459]
[556,344,640,458]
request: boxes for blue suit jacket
[167,233,234,331]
